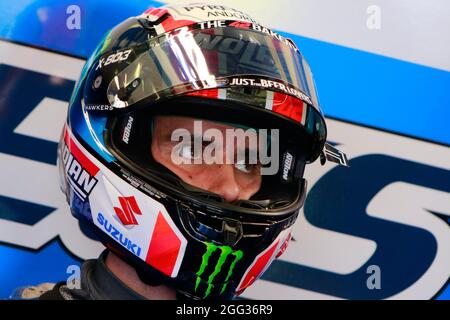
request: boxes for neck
[105,251,177,300]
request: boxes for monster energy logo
[195,242,243,298]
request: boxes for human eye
[179,142,201,161]
[234,147,261,174]
[234,159,259,174]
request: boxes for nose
[208,164,241,203]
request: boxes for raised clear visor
[105,25,320,109]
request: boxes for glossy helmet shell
[58,3,326,300]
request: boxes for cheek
[184,167,215,190]
[152,141,211,185]
[236,171,262,197]
[175,165,209,184]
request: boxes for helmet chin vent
[185,209,244,246]
[180,205,278,244]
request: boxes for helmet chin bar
[177,179,305,247]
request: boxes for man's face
[151,116,262,203]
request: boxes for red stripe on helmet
[145,211,182,277]
[272,92,304,123]
[229,21,252,29]
[185,88,219,99]
[185,90,306,125]
[236,239,280,293]
[276,232,292,258]
[63,127,99,176]
[143,8,168,19]
[148,10,195,33]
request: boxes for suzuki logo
[113,196,142,226]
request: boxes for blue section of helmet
[68,82,114,163]
[69,105,115,163]
[69,191,94,223]
[84,113,115,163]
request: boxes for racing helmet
[57,3,348,300]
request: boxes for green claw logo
[195,242,243,298]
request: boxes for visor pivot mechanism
[117,78,142,101]
[321,143,350,167]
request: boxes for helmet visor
[101,25,320,111]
